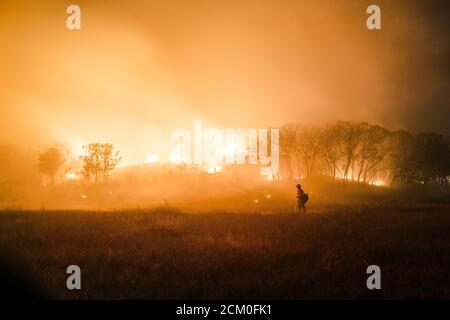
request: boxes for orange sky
[1,0,449,162]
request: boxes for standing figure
[295,184,308,213]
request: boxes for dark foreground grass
[1,204,450,299]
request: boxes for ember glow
[0,0,449,304]
[0,0,447,210]
[1,0,448,162]
[65,172,77,180]
[145,154,159,164]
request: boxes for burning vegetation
[0,120,448,211]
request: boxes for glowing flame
[223,143,246,160]
[206,165,222,174]
[145,154,158,163]
[65,172,77,180]
[371,180,385,186]
[224,145,236,157]
[170,153,184,164]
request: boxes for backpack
[302,193,309,204]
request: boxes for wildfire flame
[65,172,77,180]
[145,154,158,163]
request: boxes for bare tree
[319,124,342,179]
[280,124,296,178]
[38,147,64,185]
[81,143,121,183]
[355,123,389,182]
[387,131,425,186]
[294,125,321,177]
[335,121,364,181]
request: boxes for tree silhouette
[280,124,296,178]
[37,147,64,185]
[277,121,449,187]
[355,123,389,183]
[81,143,121,183]
[319,124,342,180]
[294,125,321,177]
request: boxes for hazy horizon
[1,0,449,163]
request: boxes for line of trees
[34,124,448,188]
[280,121,450,186]
[37,143,121,185]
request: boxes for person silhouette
[295,184,306,213]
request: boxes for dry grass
[1,204,450,299]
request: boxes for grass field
[1,203,450,299]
